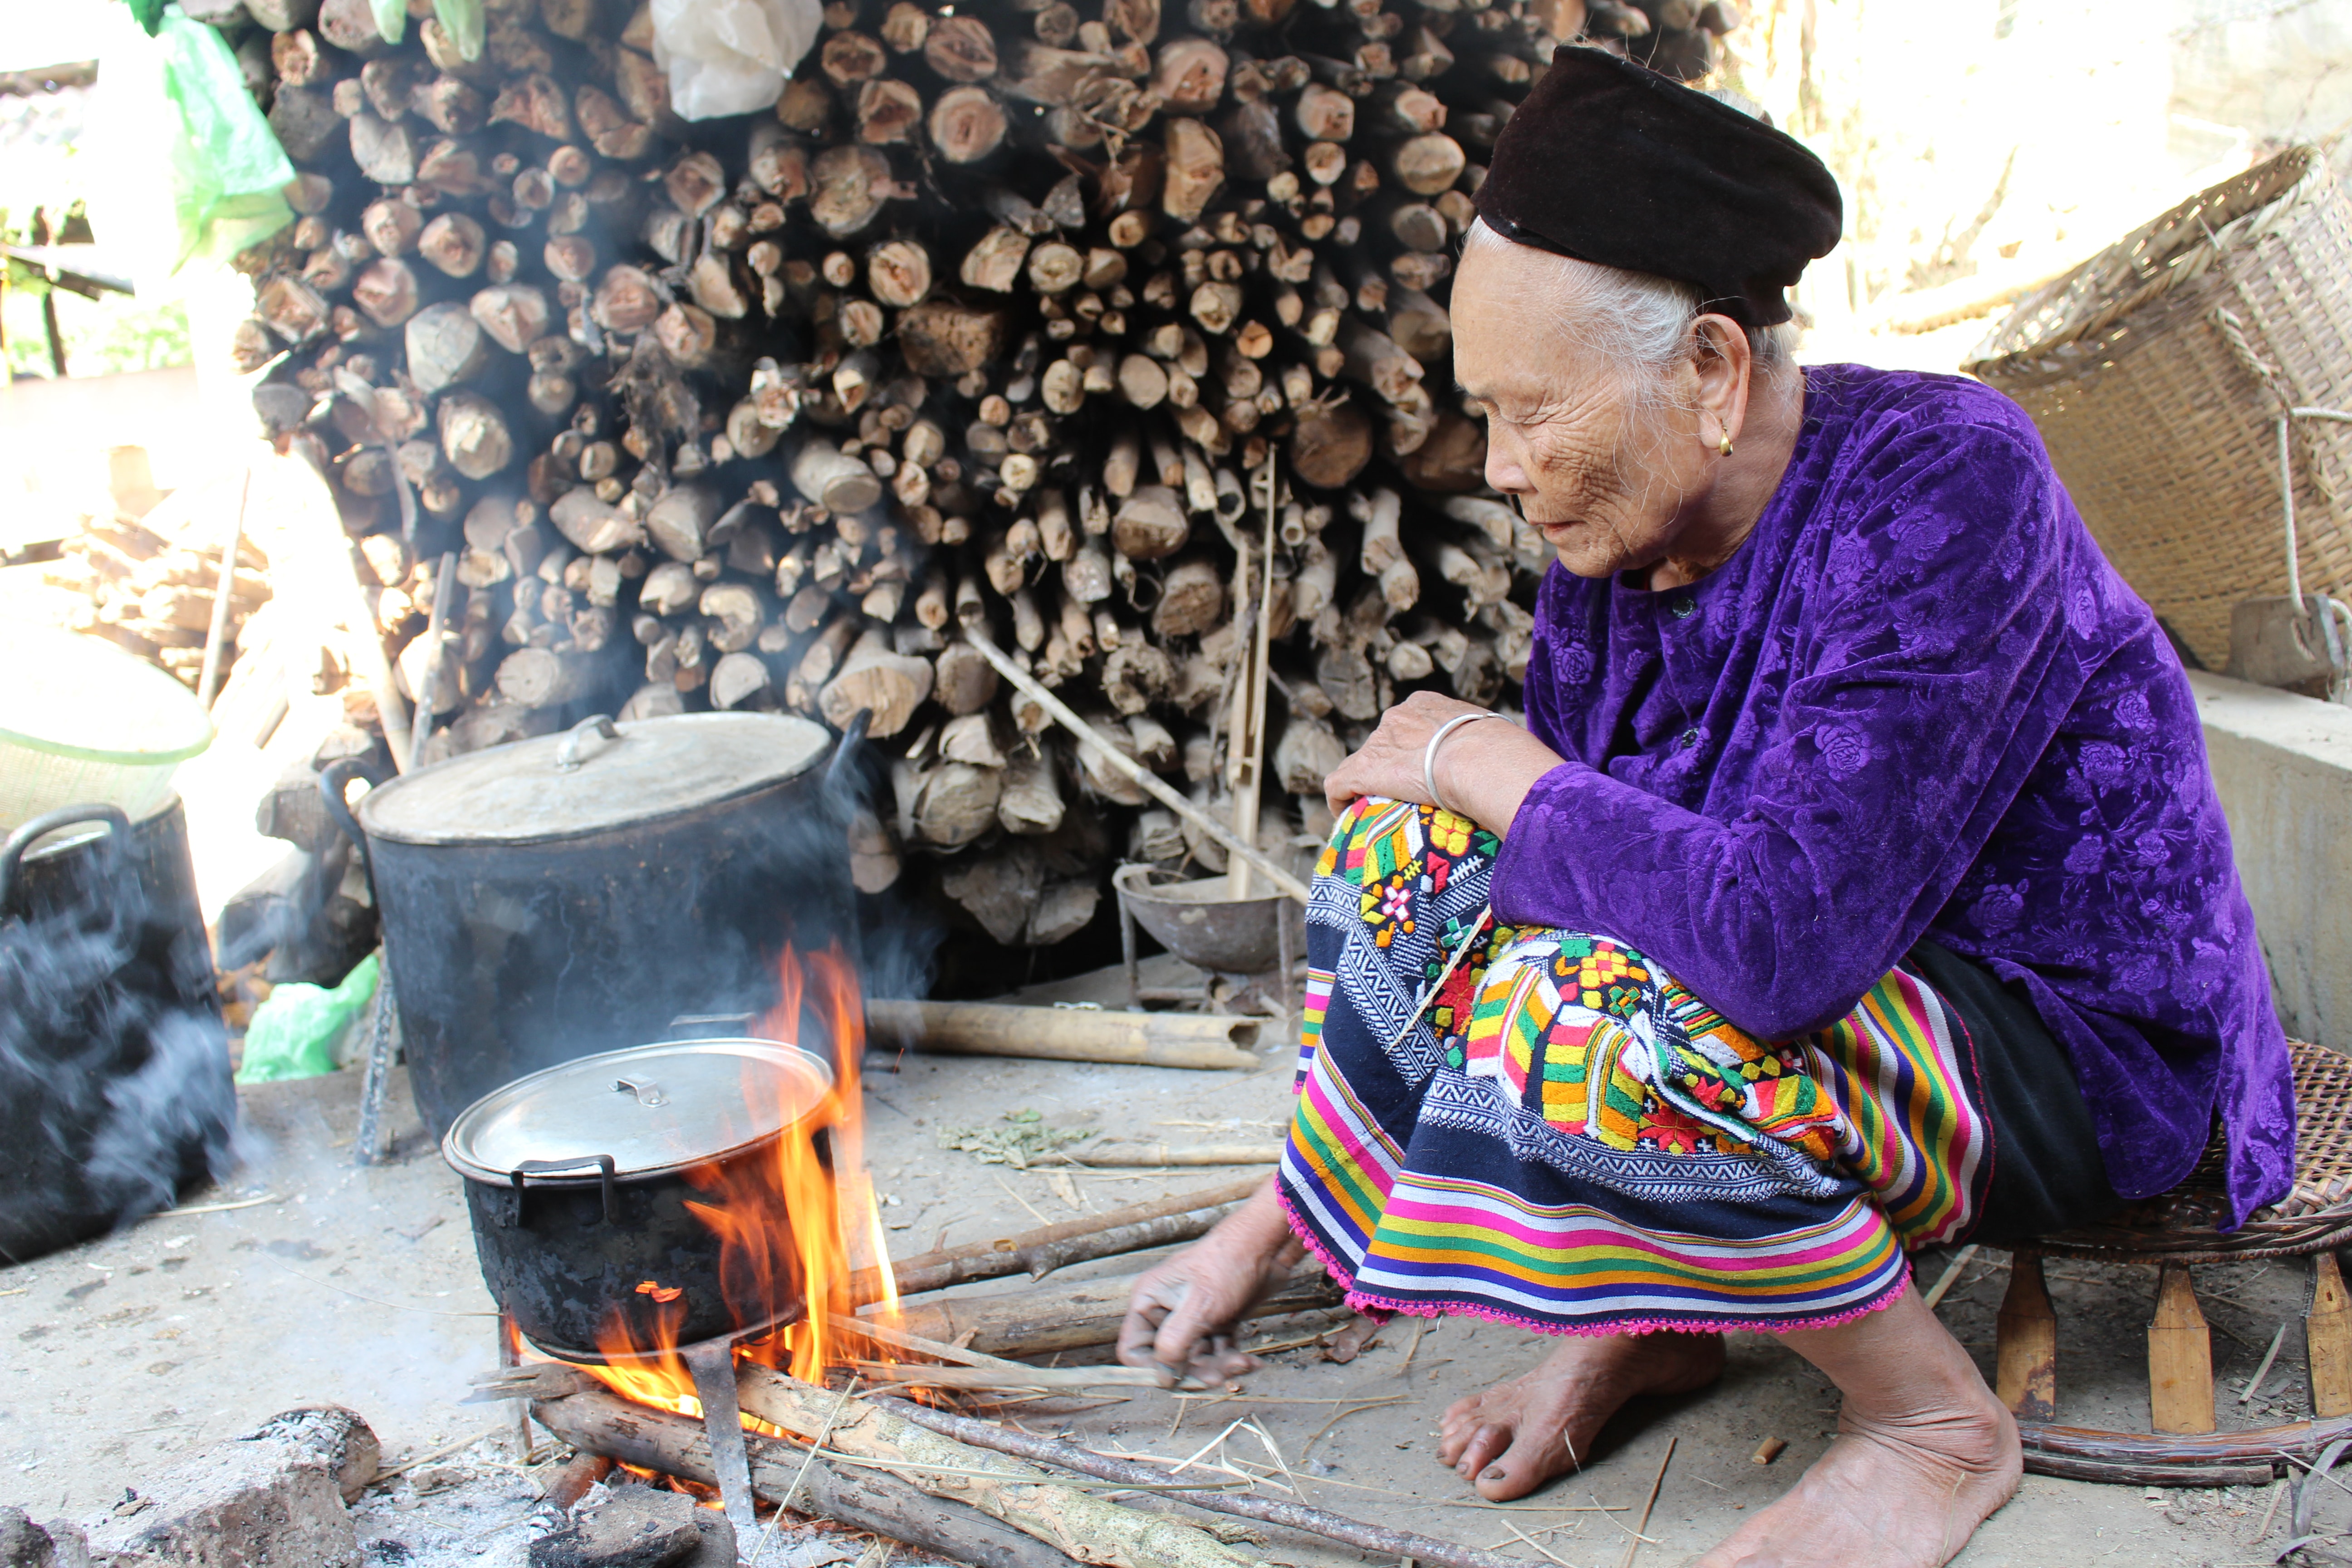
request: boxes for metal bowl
[1112,863,1294,975]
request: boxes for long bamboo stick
[867,998,1263,1070]
[962,632,1312,904]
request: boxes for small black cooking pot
[0,799,233,1262]
[442,1038,833,1359]
[323,710,858,1142]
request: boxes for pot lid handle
[554,715,623,773]
[612,1077,668,1107]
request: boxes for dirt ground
[0,956,2333,1566]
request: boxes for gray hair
[1461,220,1795,402]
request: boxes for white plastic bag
[651,0,823,121]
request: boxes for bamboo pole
[867,998,1264,1069]
[961,632,1312,904]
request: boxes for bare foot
[1693,1391,2019,1567]
[1694,1297,2022,1568]
[1436,1332,1724,1500]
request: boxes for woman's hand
[1322,691,1492,817]
[1116,1181,1303,1387]
[1324,691,1570,831]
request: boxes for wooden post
[41,289,66,378]
[2149,1261,2216,1434]
[196,469,255,708]
[2309,1251,2352,1417]
[406,552,459,760]
[1227,458,1277,899]
[1994,1251,2056,1422]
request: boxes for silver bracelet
[1422,710,1509,816]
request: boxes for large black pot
[324,711,855,1141]
[0,799,234,1262]
[442,1038,833,1359]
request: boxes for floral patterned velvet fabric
[1494,363,2293,1227]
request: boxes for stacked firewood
[222,0,1734,941]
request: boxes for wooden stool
[1996,1040,2352,1485]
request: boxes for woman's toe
[1472,1428,1571,1500]
[1451,1422,1511,1479]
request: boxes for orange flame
[582,941,896,1417]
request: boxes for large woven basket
[1966,147,2352,670]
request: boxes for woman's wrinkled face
[1452,240,1717,579]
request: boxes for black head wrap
[1473,46,1842,328]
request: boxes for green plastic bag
[94,5,297,290]
[236,954,378,1085]
[434,0,485,62]
[366,0,484,58]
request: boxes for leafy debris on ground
[936,1109,1091,1169]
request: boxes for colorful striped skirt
[1279,797,1993,1336]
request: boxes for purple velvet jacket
[1491,363,2294,1226]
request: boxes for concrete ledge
[2188,671,2352,1046]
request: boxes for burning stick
[1039,1144,1283,1168]
[849,1361,1178,1393]
[731,1364,1263,1568]
[829,1310,1202,1391]
[877,1397,1546,1568]
[529,1383,1087,1568]
[881,1262,1345,1358]
[855,1174,1265,1300]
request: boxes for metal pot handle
[318,758,381,892]
[0,804,131,919]
[555,715,622,772]
[510,1155,619,1225]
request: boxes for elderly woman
[1116,47,2294,1568]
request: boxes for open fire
[573,943,898,1424]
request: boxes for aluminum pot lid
[441,1039,834,1182]
[357,711,831,846]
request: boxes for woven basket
[1965,147,2352,670]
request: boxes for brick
[78,1409,378,1568]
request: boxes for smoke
[0,822,240,1265]
[821,705,942,1010]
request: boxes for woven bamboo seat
[1999,1040,2352,1486]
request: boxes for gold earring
[1717,432,1735,457]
